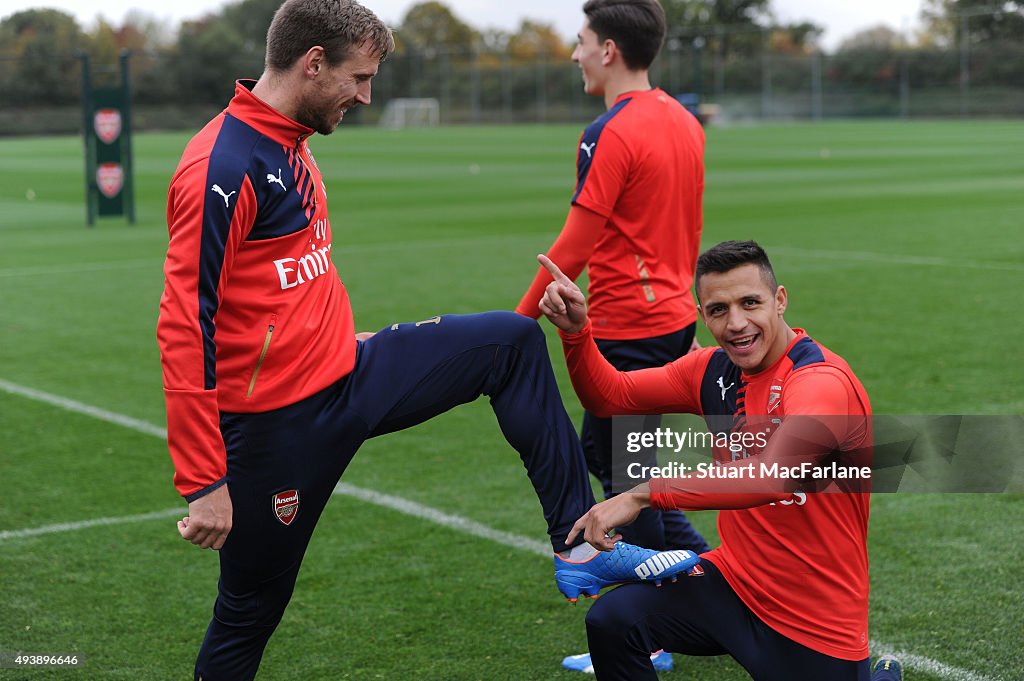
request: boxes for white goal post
[378,98,441,129]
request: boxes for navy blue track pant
[585,560,871,681]
[194,312,596,680]
[582,325,709,553]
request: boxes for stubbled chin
[325,112,346,134]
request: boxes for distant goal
[378,98,440,129]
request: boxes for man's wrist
[629,482,652,508]
[558,319,592,339]
[184,477,228,504]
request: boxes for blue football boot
[554,542,700,602]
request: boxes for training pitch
[0,119,1022,679]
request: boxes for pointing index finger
[538,254,570,284]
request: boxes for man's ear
[775,285,788,316]
[601,38,617,66]
[301,46,326,79]
[694,284,706,324]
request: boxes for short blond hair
[266,0,395,70]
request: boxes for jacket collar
[613,87,659,105]
[227,79,315,147]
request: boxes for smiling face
[571,20,608,97]
[697,263,793,375]
[296,42,380,135]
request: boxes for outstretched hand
[536,254,588,334]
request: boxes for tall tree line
[0,0,1020,113]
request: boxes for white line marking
[332,482,551,557]
[0,509,182,541]
[0,378,1004,681]
[0,378,167,439]
[868,643,1002,681]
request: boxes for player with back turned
[516,0,709,565]
[156,1,700,678]
[538,241,903,680]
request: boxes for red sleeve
[783,366,870,449]
[515,205,605,318]
[559,321,705,417]
[650,485,793,511]
[648,432,828,511]
[650,367,867,511]
[157,159,256,500]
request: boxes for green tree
[920,0,1024,46]
[88,19,121,71]
[478,28,511,54]
[157,0,285,107]
[115,11,177,105]
[173,17,248,104]
[663,0,772,33]
[662,0,773,54]
[507,20,571,61]
[770,21,823,55]
[219,0,283,72]
[837,24,905,53]
[398,1,479,56]
[0,9,86,105]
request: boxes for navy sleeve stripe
[699,348,742,419]
[571,97,632,204]
[199,115,262,390]
[787,336,826,370]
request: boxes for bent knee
[491,310,545,347]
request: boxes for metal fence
[370,39,1024,124]
[1,37,1022,136]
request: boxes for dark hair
[266,0,395,71]
[582,0,666,70]
[695,240,779,295]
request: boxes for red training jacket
[157,81,357,500]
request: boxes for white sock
[558,542,599,561]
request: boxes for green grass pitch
[0,119,1022,679]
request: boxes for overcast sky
[1,0,925,51]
